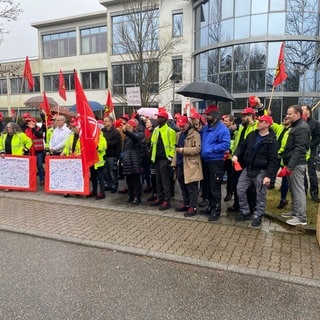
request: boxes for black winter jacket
[102,126,122,158]
[122,130,144,176]
[283,118,310,170]
[234,129,279,180]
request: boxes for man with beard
[200,105,230,221]
[150,109,176,210]
[228,107,258,215]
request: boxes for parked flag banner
[23,56,34,90]
[273,42,287,87]
[105,89,114,114]
[45,156,89,195]
[59,69,67,101]
[0,155,37,191]
[74,70,100,170]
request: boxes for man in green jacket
[150,109,176,210]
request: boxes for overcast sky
[0,0,104,61]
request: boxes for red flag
[105,89,114,114]
[10,108,15,118]
[41,92,51,118]
[59,69,67,101]
[23,56,34,90]
[273,42,287,87]
[74,70,100,169]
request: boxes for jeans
[36,151,45,182]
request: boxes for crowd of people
[0,97,319,228]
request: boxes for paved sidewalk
[0,188,320,288]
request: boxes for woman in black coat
[122,118,144,204]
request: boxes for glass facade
[112,9,159,55]
[42,31,76,59]
[193,0,320,120]
[80,26,107,54]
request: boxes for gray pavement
[2,231,320,320]
[0,183,320,288]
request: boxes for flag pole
[267,85,275,113]
[311,100,320,112]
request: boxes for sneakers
[277,199,288,209]
[150,199,162,206]
[159,201,170,211]
[235,212,252,222]
[251,216,262,227]
[199,207,211,216]
[281,212,294,218]
[132,198,141,205]
[286,217,307,226]
[95,193,105,200]
[208,212,220,221]
[175,204,189,212]
[184,208,197,217]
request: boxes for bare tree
[0,0,23,43]
[112,0,181,107]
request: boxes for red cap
[176,115,189,127]
[155,110,169,120]
[203,105,220,115]
[127,119,137,128]
[23,112,32,119]
[249,96,257,107]
[259,115,273,126]
[121,114,130,121]
[0,112,3,119]
[174,112,181,119]
[241,107,255,115]
[190,112,201,119]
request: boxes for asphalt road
[0,231,319,320]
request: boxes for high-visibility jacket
[0,132,33,155]
[150,123,176,162]
[45,127,54,149]
[94,132,107,169]
[232,121,257,155]
[62,133,81,156]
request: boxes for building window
[81,70,107,90]
[112,9,159,55]
[81,26,107,54]
[10,76,40,94]
[42,31,76,58]
[43,73,74,92]
[112,62,159,95]
[172,57,182,81]
[0,79,7,94]
[172,12,183,37]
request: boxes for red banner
[23,56,34,90]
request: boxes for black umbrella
[176,80,234,102]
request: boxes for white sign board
[126,87,142,106]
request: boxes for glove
[23,148,30,155]
[233,161,242,171]
[277,167,292,177]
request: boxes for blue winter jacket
[200,122,230,161]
